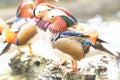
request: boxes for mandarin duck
[13,0,58,45]
[7,0,58,25]
[0,17,16,55]
[46,8,118,56]
[7,0,57,39]
[0,0,57,55]
[33,3,80,30]
[16,0,58,18]
[33,5,116,66]
[36,8,119,75]
[0,18,12,55]
[33,3,55,31]
[7,0,34,25]
[33,3,69,65]
[33,3,84,32]
[1,19,38,55]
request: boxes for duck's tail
[0,41,11,56]
[93,38,117,58]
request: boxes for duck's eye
[51,15,54,18]
[39,11,41,13]
[48,9,51,11]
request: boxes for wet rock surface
[9,53,54,80]
[8,51,110,80]
[9,52,64,80]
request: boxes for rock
[9,52,97,80]
[9,53,53,80]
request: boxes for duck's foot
[29,52,35,56]
[17,48,24,54]
[62,68,96,80]
[59,66,79,77]
[17,48,34,56]
[63,68,79,77]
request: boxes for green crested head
[61,15,77,27]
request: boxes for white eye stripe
[48,8,77,24]
[48,9,69,20]
[35,6,52,14]
[48,9,68,18]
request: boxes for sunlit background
[0,0,120,22]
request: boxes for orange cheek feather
[20,4,34,18]
[50,16,67,32]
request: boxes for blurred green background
[0,0,19,7]
[0,0,120,22]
